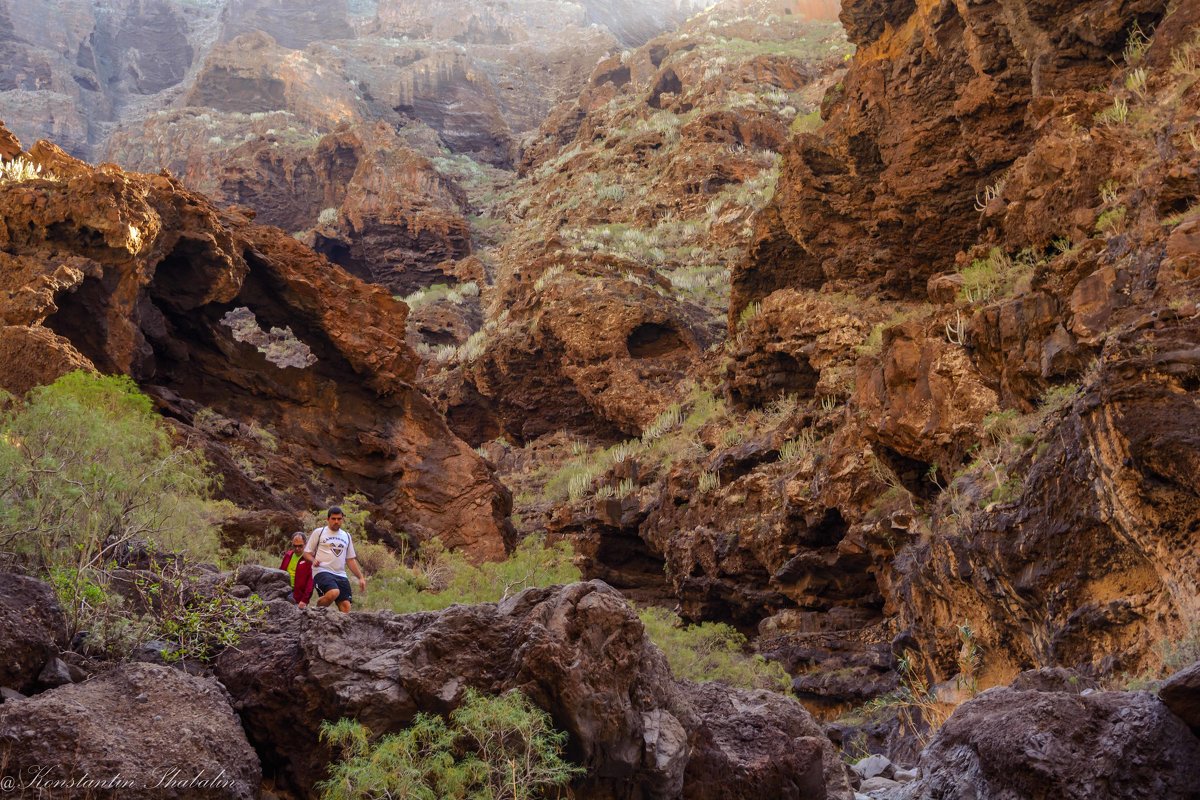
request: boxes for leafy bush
[0,372,265,661]
[637,606,790,691]
[0,371,218,572]
[319,688,583,800]
[359,537,581,615]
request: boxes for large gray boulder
[897,683,1200,800]
[0,662,261,799]
[0,574,67,693]
[216,580,854,799]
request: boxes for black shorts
[314,572,352,604]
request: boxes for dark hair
[327,506,344,518]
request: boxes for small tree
[319,688,583,800]
[0,371,255,659]
[0,371,217,576]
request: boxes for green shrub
[1095,206,1127,234]
[790,110,823,134]
[958,248,1034,304]
[637,606,790,691]
[0,372,268,661]
[0,371,219,572]
[149,575,267,662]
[318,688,583,800]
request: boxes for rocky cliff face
[0,125,511,560]
[0,0,223,160]
[411,3,852,446]
[462,0,1200,730]
[732,0,1169,307]
[694,0,1200,712]
[2,0,701,166]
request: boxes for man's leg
[314,574,340,607]
[337,600,351,613]
[336,576,352,613]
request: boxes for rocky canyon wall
[0,124,513,561]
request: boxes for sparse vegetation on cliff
[638,606,790,691]
[358,537,581,614]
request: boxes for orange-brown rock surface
[414,5,853,446]
[491,0,1200,734]
[0,125,512,561]
[732,0,1170,311]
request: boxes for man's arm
[302,529,321,565]
[347,557,367,592]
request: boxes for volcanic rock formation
[732,0,1170,309]
[216,579,856,799]
[480,0,1200,727]
[0,662,262,799]
[0,125,511,560]
[413,4,852,445]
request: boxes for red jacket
[280,549,314,605]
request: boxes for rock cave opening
[591,526,672,605]
[873,445,939,501]
[808,507,849,548]
[310,233,373,283]
[148,236,232,311]
[730,350,820,409]
[626,322,687,359]
[41,274,113,372]
[648,69,682,109]
[446,390,502,447]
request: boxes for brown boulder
[215,581,854,799]
[0,662,261,799]
[726,289,876,410]
[856,319,998,467]
[469,250,716,441]
[0,575,67,694]
[901,686,1200,800]
[0,124,20,159]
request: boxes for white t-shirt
[305,526,357,578]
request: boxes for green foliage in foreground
[319,688,583,800]
[358,537,582,614]
[0,371,220,570]
[0,371,260,661]
[637,606,791,691]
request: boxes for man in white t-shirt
[303,506,367,612]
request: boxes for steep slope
[0,125,512,561]
[414,1,853,445]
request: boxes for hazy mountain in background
[0,0,720,162]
